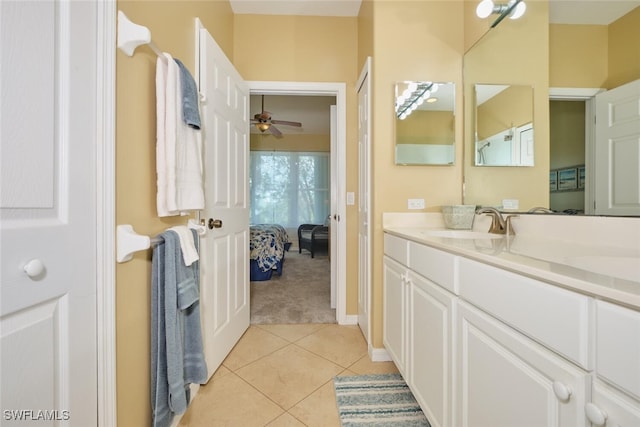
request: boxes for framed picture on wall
[578,166,586,190]
[550,170,558,192]
[558,168,578,191]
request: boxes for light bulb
[408,82,418,92]
[476,0,494,19]
[510,1,526,19]
[430,84,439,94]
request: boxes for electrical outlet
[408,198,425,210]
[502,199,519,210]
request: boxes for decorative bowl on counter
[442,205,476,229]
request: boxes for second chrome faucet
[476,207,518,236]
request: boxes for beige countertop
[384,225,640,310]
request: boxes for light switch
[347,192,355,205]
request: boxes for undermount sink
[422,230,504,239]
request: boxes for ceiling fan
[251,95,302,137]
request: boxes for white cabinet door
[457,301,590,427]
[383,256,408,375]
[587,380,640,427]
[409,271,455,427]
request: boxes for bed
[249,224,291,281]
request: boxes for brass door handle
[208,218,223,229]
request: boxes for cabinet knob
[552,381,572,402]
[23,258,45,279]
[585,403,607,426]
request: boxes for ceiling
[231,0,640,24]
[243,1,640,136]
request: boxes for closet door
[0,1,98,424]
[198,25,250,378]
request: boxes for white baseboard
[340,314,358,325]
[369,346,392,362]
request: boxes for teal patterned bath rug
[333,373,431,426]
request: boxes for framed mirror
[474,84,534,166]
[394,81,455,165]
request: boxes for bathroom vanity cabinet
[383,231,640,427]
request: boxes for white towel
[168,225,199,266]
[155,53,204,217]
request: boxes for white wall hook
[117,224,151,263]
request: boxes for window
[250,151,329,227]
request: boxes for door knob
[208,218,222,229]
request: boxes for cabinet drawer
[596,300,640,400]
[458,257,592,369]
[408,242,458,294]
[384,233,409,265]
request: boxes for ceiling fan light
[255,122,270,132]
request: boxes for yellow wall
[607,6,640,88]
[477,85,533,139]
[550,24,608,88]
[250,134,330,152]
[550,6,640,89]
[396,110,455,145]
[115,1,234,425]
[463,0,549,210]
[369,0,464,348]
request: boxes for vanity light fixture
[395,82,438,120]
[476,0,526,28]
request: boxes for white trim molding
[96,0,117,425]
[247,81,348,324]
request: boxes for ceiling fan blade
[271,119,302,127]
[269,125,283,137]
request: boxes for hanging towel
[168,225,199,266]
[156,53,178,216]
[151,229,207,427]
[174,59,201,129]
[156,54,205,216]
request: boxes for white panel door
[357,59,371,343]
[595,79,640,216]
[1,1,97,425]
[198,27,250,379]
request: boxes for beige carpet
[250,251,336,324]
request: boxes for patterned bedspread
[250,224,291,272]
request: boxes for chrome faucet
[476,207,518,236]
[476,207,506,234]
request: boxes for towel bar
[116,220,205,263]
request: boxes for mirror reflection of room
[394,81,455,165]
[475,84,533,166]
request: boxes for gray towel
[152,229,207,427]
[174,58,201,129]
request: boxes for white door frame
[549,87,604,215]
[97,1,117,425]
[356,58,372,350]
[246,81,349,324]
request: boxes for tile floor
[178,323,399,426]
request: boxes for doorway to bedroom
[247,82,347,325]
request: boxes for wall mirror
[394,81,455,165]
[475,83,534,166]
